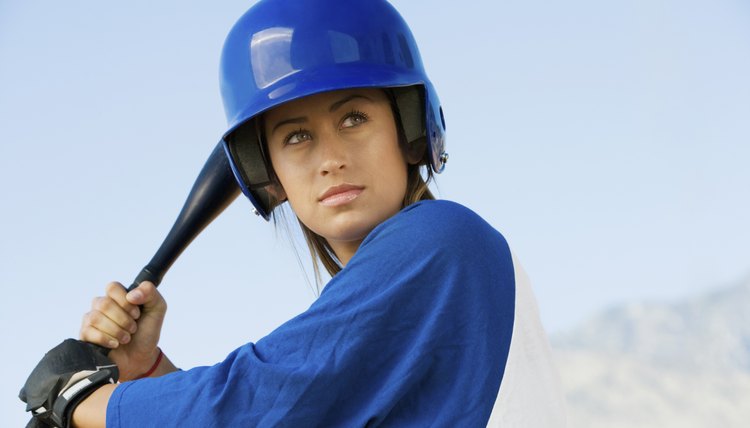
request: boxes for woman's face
[264,88,410,264]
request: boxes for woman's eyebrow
[271,116,307,134]
[270,94,372,134]
[329,94,372,112]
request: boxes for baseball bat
[92,141,240,356]
[125,140,240,292]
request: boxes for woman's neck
[328,239,363,267]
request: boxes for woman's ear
[405,136,428,165]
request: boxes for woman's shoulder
[401,199,487,223]
[391,199,502,237]
[363,199,509,255]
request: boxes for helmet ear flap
[225,120,286,218]
[390,86,428,165]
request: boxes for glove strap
[50,367,117,428]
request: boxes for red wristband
[135,348,163,380]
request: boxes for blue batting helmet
[220,0,447,220]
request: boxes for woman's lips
[319,184,364,207]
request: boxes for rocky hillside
[551,280,750,428]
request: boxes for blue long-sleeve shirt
[107,200,516,427]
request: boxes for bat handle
[126,266,163,292]
[92,266,164,356]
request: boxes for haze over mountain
[552,279,750,428]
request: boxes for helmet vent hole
[439,106,446,130]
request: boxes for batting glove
[19,339,119,428]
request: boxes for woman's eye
[341,111,369,129]
[284,130,312,145]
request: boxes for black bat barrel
[126,141,240,291]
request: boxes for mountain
[551,280,750,428]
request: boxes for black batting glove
[20,339,119,428]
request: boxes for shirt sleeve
[107,200,516,427]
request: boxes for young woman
[21,0,566,426]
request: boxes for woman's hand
[79,281,167,381]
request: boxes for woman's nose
[317,132,347,176]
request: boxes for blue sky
[2,0,749,423]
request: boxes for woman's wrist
[135,349,179,379]
[121,347,177,381]
[134,347,164,379]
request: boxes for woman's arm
[70,384,115,428]
[70,280,176,427]
[71,352,179,427]
[103,201,516,427]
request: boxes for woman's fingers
[80,309,132,348]
[125,281,166,315]
[79,282,140,348]
[92,294,138,332]
[106,281,140,319]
